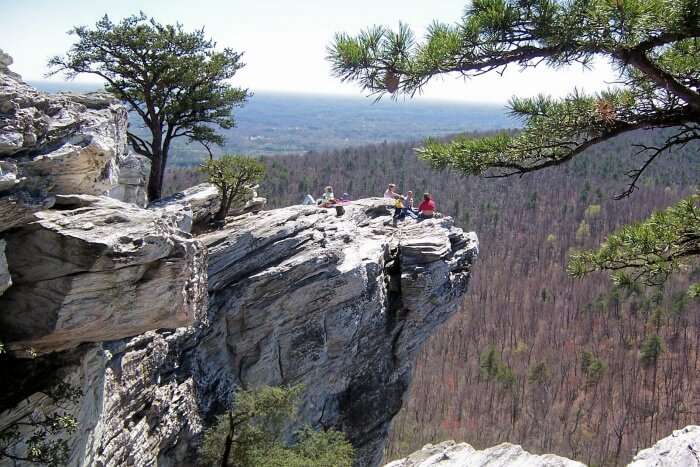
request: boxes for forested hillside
[165,129,699,467]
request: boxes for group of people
[383,183,436,224]
[303,186,350,208]
[302,183,437,224]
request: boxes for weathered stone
[0,239,10,296]
[0,189,55,233]
[0,198,477,467]
[0,48,20,80]
[0,54,132,200]
[628,425,700,467]
[149,183,221,233]
[384,440,586,467]
[0,195,207,354]
[109,154,150,207]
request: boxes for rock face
[0,49,143,220]
[198,200,476,467]
[0,198,477,467]
[384,441,585,467]
[149,183,222,233]
[388,426,700,467]
[628,425,700,467]
[0,239,10,296]
[110,153,150,207]
[0,51,478,467]
[0,194,208,354]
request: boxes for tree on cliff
[200,155,266,221]
[200,385,354,467]
[328,0,700,293]
[48,13,249,201]
[0,381,82,465]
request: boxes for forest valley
[165,128,699,467]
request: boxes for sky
[2,0,619,103]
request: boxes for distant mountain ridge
[29,81,516,162]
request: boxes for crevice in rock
[384,246,403,333]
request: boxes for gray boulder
[0,194,207,354]
[0,198,477,467]
[384,441,585,467]
[0,239,9,296]
[149,183,221,233]
[109,153,150,207]
[628,425,700,467]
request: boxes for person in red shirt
[418,193,436,219]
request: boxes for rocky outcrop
[0,194,207,355]
[110,153,150,207]
[388,426,700,467]
[0,49,142,223]
[0,51,475,467]
[385,441,585,467]
[628,425,700,467]
[0,239,9,296]
[1,198,477,467]
[149,183,222,233]
[0,49,20,81]
[151,182,267,233]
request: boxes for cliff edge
[0,61,478,467]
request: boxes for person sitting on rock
[384,183,400,199]
[319,186,336,207]
[403,191,418,219]
[418,193,436,219]
[392,194,406,226]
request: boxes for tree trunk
[214,191,230,221]
[147,130,164,201]
[221,412,234,467]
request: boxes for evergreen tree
[48,13,249,201]
[328,0,700,293]
[200,385,353,467]
[200,155,266,221]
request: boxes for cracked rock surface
[1,197,477,467]
[384,440,585,467]
[628,425,700,467]
[0,195,208,354]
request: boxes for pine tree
[49,13,249,201]
[328,0,700,293]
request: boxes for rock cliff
[385,426,700,467]
[0,66,478,466]
[1,195,477,466]
[384,441,585,467]
[628,425,700,467]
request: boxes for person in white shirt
[384,183,399,199]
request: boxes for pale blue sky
[2,0,618,102]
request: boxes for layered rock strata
[0,194,208,355]
[384,441,585,467]
[385,426,700,467]
[628,425,700,467]
[0,48,141,240]
[1,198,478,467]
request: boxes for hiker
[384,183,400,199]
[404,191,418,219]
[418,193,436,219]
[392,194,406,226]
[302,194,315,205]
[319,186,336,207]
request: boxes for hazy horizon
[4,0,619,104]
